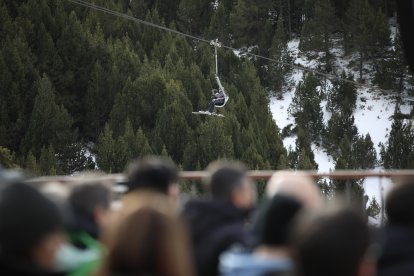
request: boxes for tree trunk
[359,51,363,81]
[287,0,292,39]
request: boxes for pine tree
[177,0,214,35]
[207,2,230,44]
[96,123,116,172]
[327,71,357,113]
[346,0,390,80]
[22,74,77,173]
[39,145,57,176]
[373,32,407,92]
[332,137,367,210]
[84,61,112,139]
[324,110,358,156]
[268,16,292,94]
[194,120,234,169]
[353,134,377,169]
[0,146,17,168]
[289,74,324,141]
[367,197,381,218]
[380,107,414,169]
[24,150,39,175]
[299,0,336,71]
[229,0,272,47]
[135,128,153,157]
[289,127,318,170]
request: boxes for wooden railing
[28,170,414,184]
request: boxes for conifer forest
[1,0,413,206]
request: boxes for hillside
[1,0,414,207]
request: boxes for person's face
[232,178,255,209]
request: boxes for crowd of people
[0,156,413,276]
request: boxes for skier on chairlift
[206,75,226,113]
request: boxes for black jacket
[0,255,65,276]
[378,226,414,276]
[182,200,250,276]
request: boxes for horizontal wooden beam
[28,170,414,184]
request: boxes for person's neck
[254,245,290,259]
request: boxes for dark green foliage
[24,150,39,175]
[289,74,324,141]
[0,146,17,169]
[268,16,292,94]
[373,33,408,92]
[206,2,231,44]
[353,134,377,169]
[367,197,381,218]
[380,107,414,169]
[1,0,289,175]
[229,0,269,47]
[324,111,358,156]
[39,145,57,176]
[327,72,358,113]
[299,0,336,71]
[289,127,318,170]
[21,75,76,164]
[331,137,367,210]
[2,0,406,179]
[345,0,390,80]
[178,0,214,35]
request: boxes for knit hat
[0,182,62,256]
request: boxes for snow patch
[268,31,413,201]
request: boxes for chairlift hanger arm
[211,39,221,76]
[215,75,224,92]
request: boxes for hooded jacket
[0,255,64,276]
[182,200,250,276]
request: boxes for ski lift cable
[66,0,401,96]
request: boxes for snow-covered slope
[269,37,411,201]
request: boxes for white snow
[269,29,413,202]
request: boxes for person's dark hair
[98,204,194,276]
[69,181,111,221]
[0,182,62,256]
[292,207,370,276]
[126,156,178,194]
[386,177,414,226]
[206,161,248,200]
[255,194,303,247]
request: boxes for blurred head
[99,194,194,276]
[69,181,112,233]
[212,88,218,94]
[266,171,321,209]
[386,177,414,227]
[206,160,255,209]
[292,206,373,276]
[255,194,303,249]
[126,156,179,201]
[0,182,64,270]
[40,181,75,231]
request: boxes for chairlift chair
[210,39,229,108]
